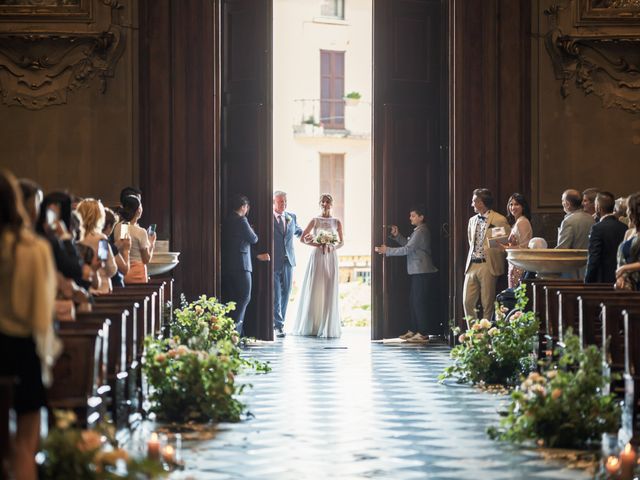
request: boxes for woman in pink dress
[503,193,533,288]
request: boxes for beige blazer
[465,210,511,276]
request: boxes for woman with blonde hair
[0,169,57,480]
[290,193,343,338]
[76,198,118,294]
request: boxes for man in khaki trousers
[463,188,510,321]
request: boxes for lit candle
[620,443,636,480]
[605,455,620,476]
[162,445,175,464]
[147,432,161,460]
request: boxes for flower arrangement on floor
[439,284,539,386]
[143,295,270,423]
[38,410,165,480]
[488,332,621,449]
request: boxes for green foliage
[143,295,270,423]
[439,284,539,385]
[144,338,247,423]
[344,91,361,100]
[172,294,238,351]
[39,410,166,480]
[488,332,621,449]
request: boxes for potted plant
[302,115,319,135]
[344,91,361,106]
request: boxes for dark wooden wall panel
[450,0,531,324]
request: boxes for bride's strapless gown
[290,216,342,338]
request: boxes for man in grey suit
[375,204,438,341]
[272,191,303,337]
[556,189,595,279]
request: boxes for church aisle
[170,328,590,480]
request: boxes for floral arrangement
[38,410,165,480]
[314,229,338,245]
[144,338,247,422]
[143,295,270,423]
[439,284,539,386]
[488,332,621,449]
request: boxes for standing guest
[616,192,640,290]
[36,192,95,289]
[582,187,599,221]
[76,199,118,294]
[375,204,438,342]
[120,186,142,205]
[0,170,58,480]
[615,196,630,227]
[18,178,43,226]
[272,190,302,338]
[463,188,510,320]
[557,189,595,279]
[502,193,533,288]
[103,207,130,288]
[585,192,628,284]
[222,194,270,335]
[114,195,155,284]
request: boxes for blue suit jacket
[273,212,302,271]
[222,213,258,272]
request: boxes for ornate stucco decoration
[544,0,640,113]
[0,0,125,110]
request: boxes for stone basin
[148,251,180,276]
[506,248,587,278]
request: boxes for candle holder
[161,433,184,471]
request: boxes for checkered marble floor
[170,327,591,480]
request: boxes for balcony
[292,98,371,139]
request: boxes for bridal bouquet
[314,229,338,245]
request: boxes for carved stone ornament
[0,0,125,109]
[544,0,640,113]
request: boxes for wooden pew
[0,376,15,480]
[77,308,130,431]
[621,307,640,445]
[113,287,159,338]
[550,284,612,341]
[49,322,107,427]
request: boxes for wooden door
[372,0,448,340]
[221,0,273,339]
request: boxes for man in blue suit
[272,191,303,337]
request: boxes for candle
[620,443,636,480]
[605,455,620,476]
[147,432,161,460]
[162,445,175,464]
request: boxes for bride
[290,193,343,338]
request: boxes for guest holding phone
[103,207,130,287]
[76,199,118,294]
[114,195,155,284]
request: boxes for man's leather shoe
[275,328,286,338]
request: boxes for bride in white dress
[290,194,343,338]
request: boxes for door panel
[221,0,273,340]
[373,0,447,340]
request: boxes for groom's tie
[277,215,285,233]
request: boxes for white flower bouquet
[314,229,338,245]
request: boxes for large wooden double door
[221,0,448,340]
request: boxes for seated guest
[114,195,155,284]
[501,193,533,288]
[582,187,599,221]
[585,192,628,284]
[0,169,58,480]
[616,191,640,290]
[103,207,130,288]
[557,189,594,279]
[76,199,118,294]
[18,178,43,227]
[522,238,549,281]
[36,192,95,289]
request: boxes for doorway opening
[272,0,373,335]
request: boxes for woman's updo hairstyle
[119,194,141,223]
[319,193,333,205]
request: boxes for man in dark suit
[585,191,628,284]
[222,194,269,336]
[272,191,302,337]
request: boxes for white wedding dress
[290,216,342,338]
